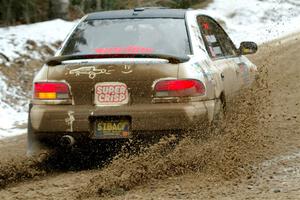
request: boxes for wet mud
[79,66,270,198]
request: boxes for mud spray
[0,58,271,198]
[77,64,271,198]
[0,156,45,188]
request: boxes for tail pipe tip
[60,135,76,147]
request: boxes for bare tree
[49,0,69,19]
[1,0,13,25]
[95,0,102,10]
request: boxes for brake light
[34,82,70,100]
[154,79,205,97]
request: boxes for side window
[197,16,237,59]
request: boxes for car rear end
[28,9,213,154]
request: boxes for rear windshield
[61,18,191,57]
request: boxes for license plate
[94,118,131,139]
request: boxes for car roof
[85,8,188,20]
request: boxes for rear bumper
[29,100,215,137]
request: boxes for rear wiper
[46,54,190,66]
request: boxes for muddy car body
[27,8,258,155]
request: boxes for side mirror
[239,41,258,55]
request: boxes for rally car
[27,7,258,155]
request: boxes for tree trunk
[6,0,12,25]
[49,0,69,19]
[96,0,102,10]
[23,0,30,24]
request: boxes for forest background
[0,0,210,26]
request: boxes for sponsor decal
[191,61,201,69]
[212,46,223,57]
[95,46,154,54]
[205,35,217,43]
[191,61,214,81]
[238,62,250,84]
[209,46,216,57]
[94,82,129,106]
[202,22,210,30]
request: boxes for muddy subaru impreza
[27,8,258,155]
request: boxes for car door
[196,15,243,97]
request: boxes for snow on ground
[0,75,27,138]
[0,106,27,139]
[0,19,77,138]
[1,0,300,138]
[205,0,300,45]
[0,19,77,60]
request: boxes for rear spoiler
[46,54,190,66]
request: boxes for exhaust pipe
[60,135,76,147]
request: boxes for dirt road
[0,34,300,200]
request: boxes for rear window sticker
[209,46,216,57]
[205,35,217,43]
[202,22,210,30]
[212,46,223,56]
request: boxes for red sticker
[95,46,154,54]
[202,23,209,30]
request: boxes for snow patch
[0,76,27,138]
[0,19,77,60]
[205,0,300,45]
[0,19,78,138]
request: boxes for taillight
[154,79,205,97]
[34,82,70,100]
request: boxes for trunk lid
[47,60,178,105]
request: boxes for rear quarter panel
[182,11,224,100]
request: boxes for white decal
[191,62,214,81]
[94,82,129,106]
[213,47,222,56]
[65,111,75,132]
[69,66,115,79]
[121,65,133,74]
[205,35,217,43]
